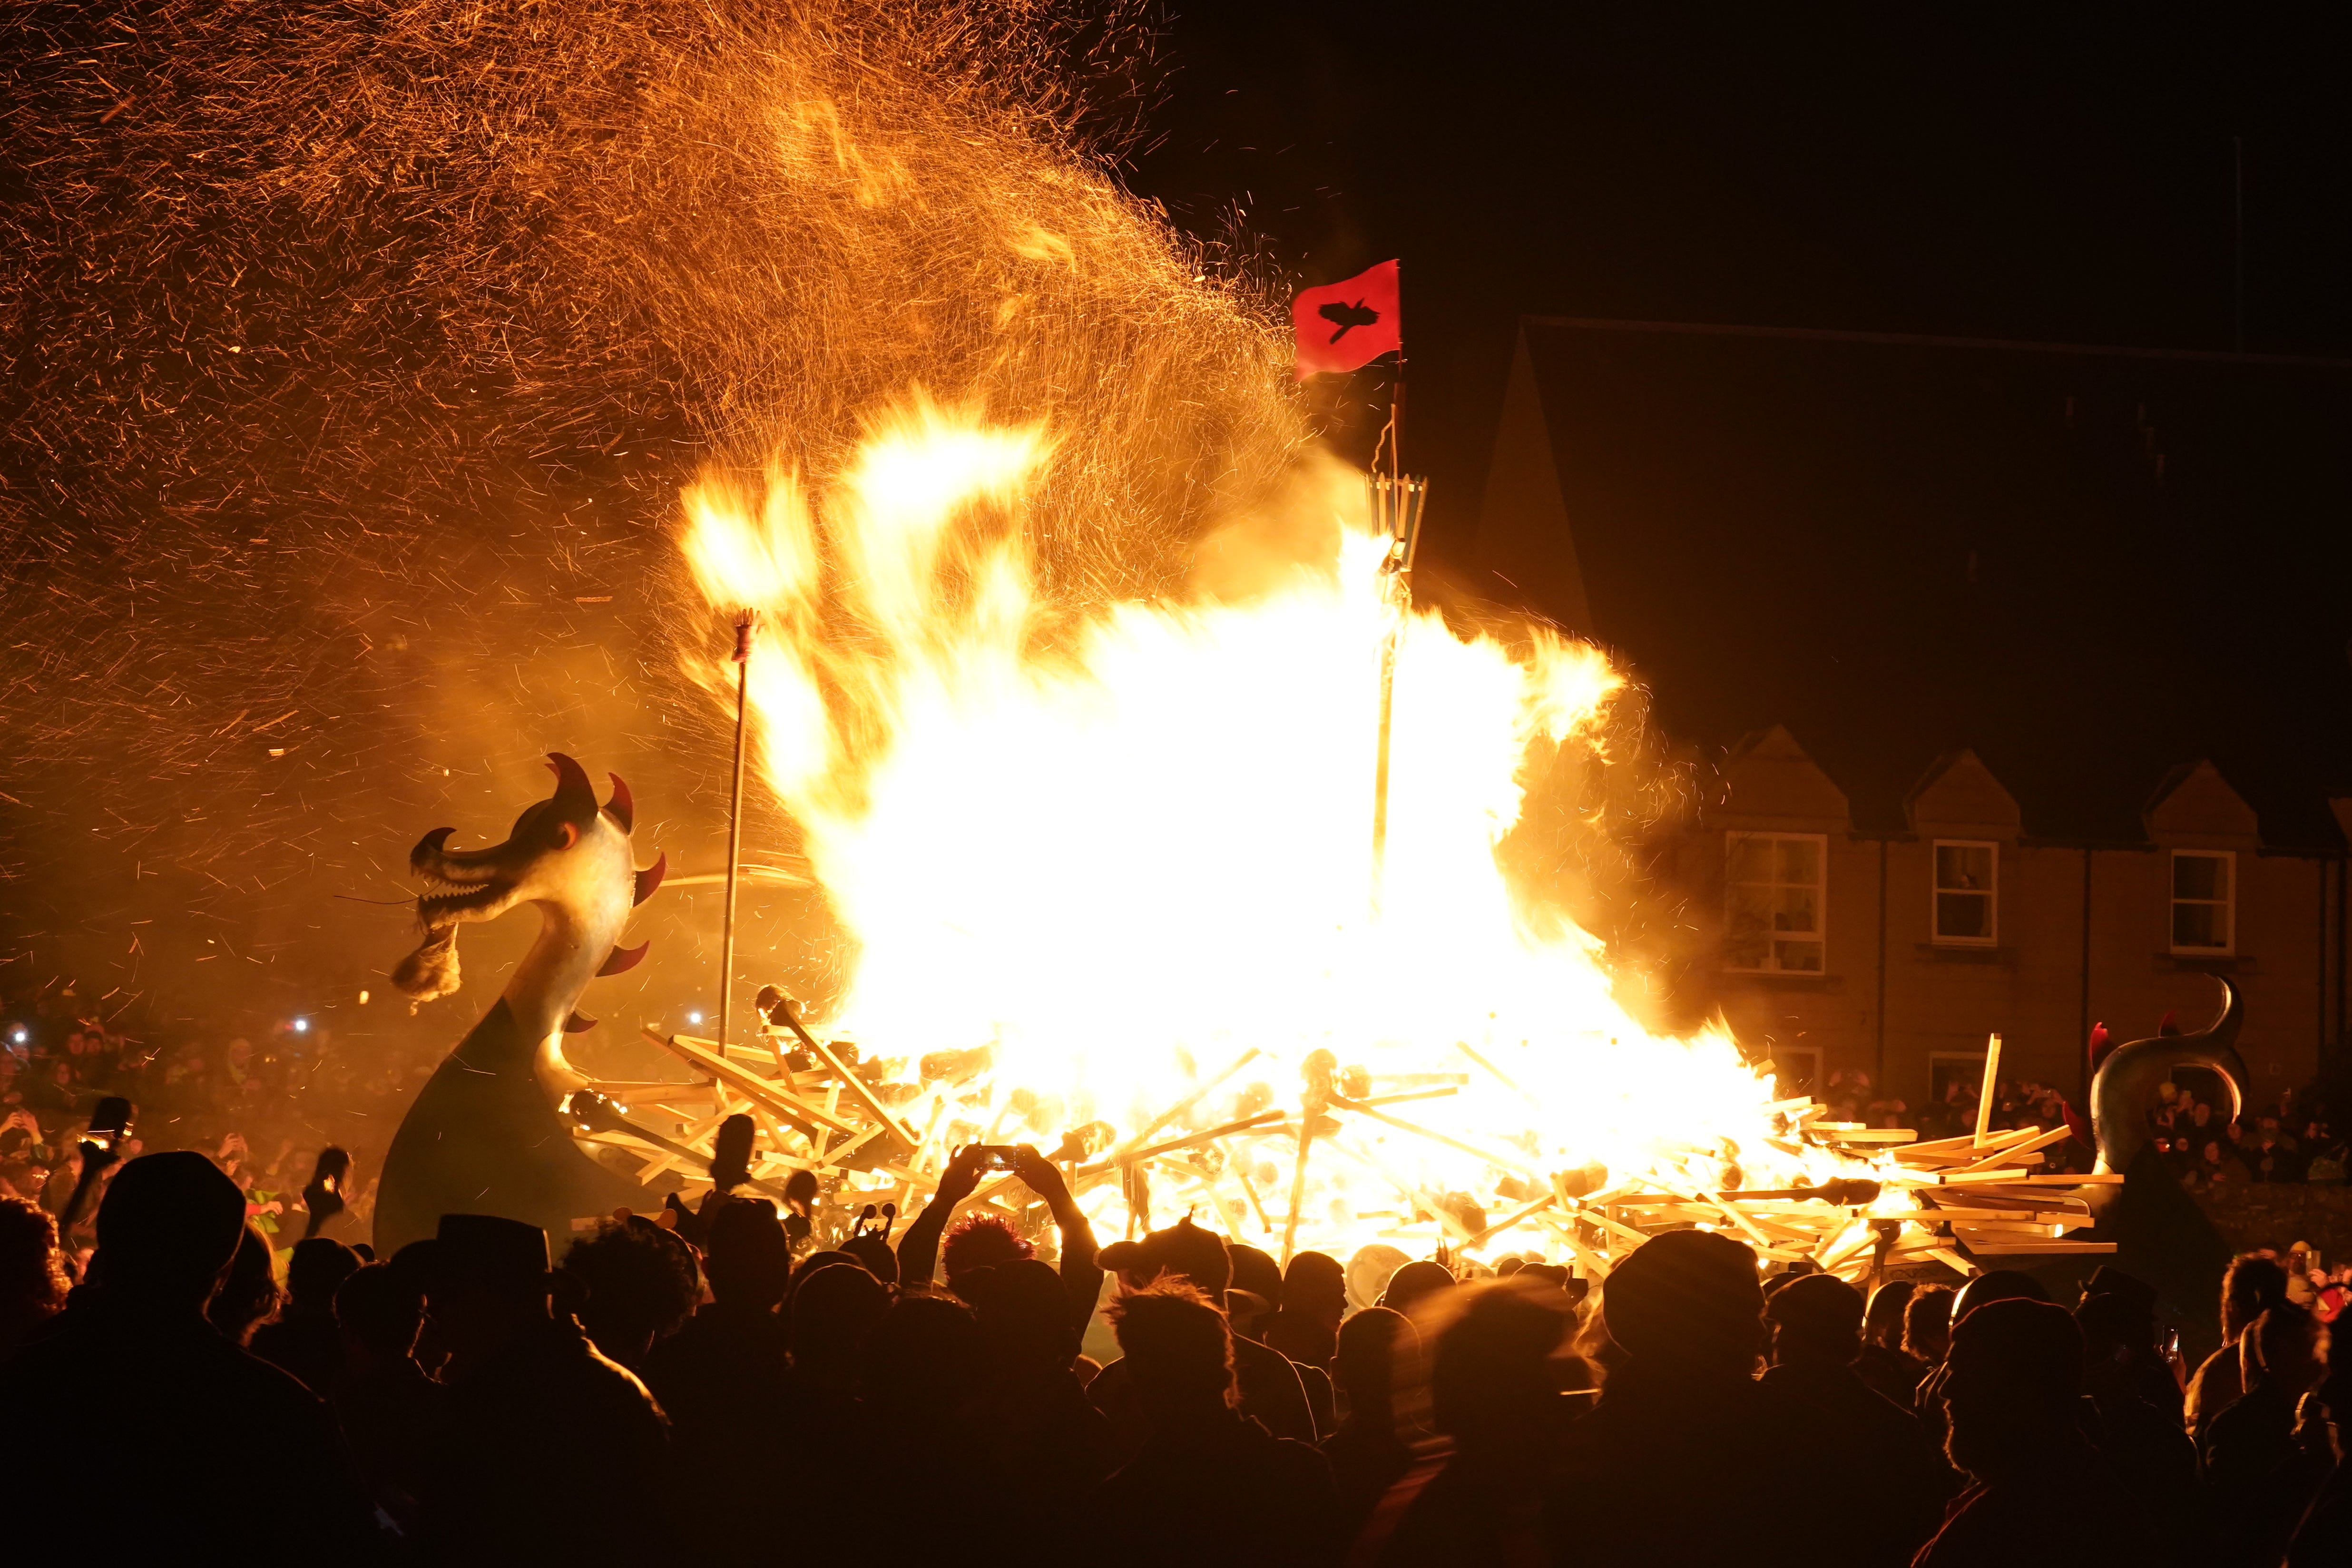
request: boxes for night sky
[1122,4,2352,561]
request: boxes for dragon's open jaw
[392,754,650,1007]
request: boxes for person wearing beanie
[1915,1297,2168,1568]
[1543,1229,1805,1568]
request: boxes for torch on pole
[718,610,756,1052]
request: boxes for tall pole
[1369,375,1408,913]
[1368,392,1426,912]
[718,611,755,1050]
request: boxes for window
[1932,840,1997,945]
[1725,832,1826,973]
[1772,1046,1822,1098]
[2170,850,2234,953]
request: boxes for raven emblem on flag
[1319,300,1382,343]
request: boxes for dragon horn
[563,1010,599,1033]
[598,941,650,977]
[605,773,634,835]
[633,851,667,907]
[546,753,599,829]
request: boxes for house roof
[1471,317,2352,849]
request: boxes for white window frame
[1931,839,1999,947]
[1723,830,1829,974]
[2169,849,2235,956]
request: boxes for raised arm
[895,1144,985,1291]
[1012,1145,1102,1334]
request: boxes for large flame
[681,400,1863,1261]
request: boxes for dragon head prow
[392,753,657,1006]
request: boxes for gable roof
[1473,316,2352,848]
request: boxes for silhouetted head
[1767,1272,1864,1369]
[1283,1251,1347,1328]
[1943,1298,2086,1480]
[861,1293,985,1427]
[1337,1305,1414,1426]
[1381,1259,1456,1315]
[1109,1281,1233,1422]
[706,1198,792,1311]
[962,1257,1078,1367]
[1599,1229,1763,1380]
[1109,1216,1234,1300]
[559,1216,699,1369]
[90,1150,245,1311]
[2220,1253,2291,1342]
[206,1222,282,1344]
[1864,1280,1914,1349]
[942,1213,1032,1290]
[2242,1305,2325,1401]
[1904,1284,1955,1364]
[1225,1243,1281,1333]
[335,1261,424,1361]
[1951,1269,2050,1326]
[427,1214,556,1366]
[286,1236,361,1316]
[790,1254,887,1385]
[0,1195,69,1352]
[2074,1268,2160,1364]
[1430,1279,1574,1449]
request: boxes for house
[1471,317,2352,1107]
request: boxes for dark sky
[1122,4,2352,564]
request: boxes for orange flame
[680,399,1875,1261]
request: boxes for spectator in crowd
[0,1194,68,1358]
[1544,1228,1803,1568]
[1762,1272,1949,1566]
[557,1214,700,1370]
[2075,1272,2203,1550]
[1856,1278,1925,1405]
[1914,1298,2167,1568]
[1366,1278,1574,1565]
[0,1152,377,1558]
[961,1254,1116,1556]
[1320,1304,1421,1539]
[2188,1253,2293,1441]
[1906,1281,1957,1366]
[642,1197,796,1562]
[2201,1304,2333,1568]
[206,1220,283,1346]
[2288,1308,2352,1565]
[1084,1282,1340,1568]
[333,1251,444,1533]
[249,1235,362,1393]
[1092,1216,1318,1452]
[415,1212,671,1564]
[1265,1248,1348,1371]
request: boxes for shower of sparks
[0,0,1305,1032]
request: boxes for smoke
[0,0,1308,1031]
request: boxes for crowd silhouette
[3,1139,2349,1567]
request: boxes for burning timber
[554,1000,2147,1285]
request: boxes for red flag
[1293,260,1401,381]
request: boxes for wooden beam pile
[560,1023,2115,1283]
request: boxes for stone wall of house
[2198,1182,2352,1264]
